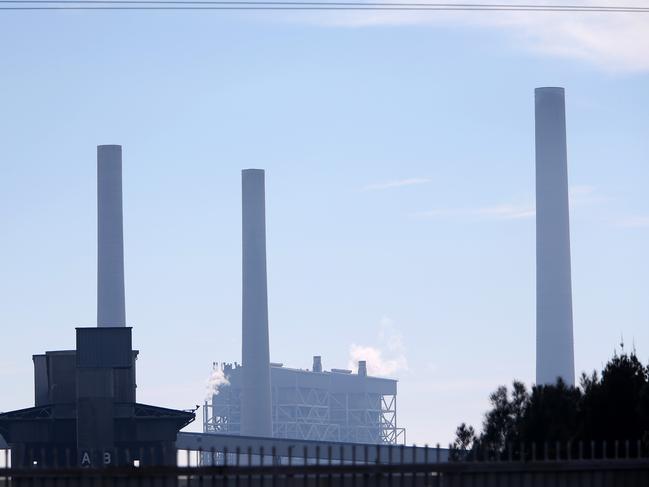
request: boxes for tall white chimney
[240,169,273,437]
[535,87,575,386]
[97,145,126,327]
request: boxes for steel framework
[203,363,405,445]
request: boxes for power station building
[203,358,405,444]
[0,86,580,466]
[0,145,194,467]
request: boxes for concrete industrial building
[535,87,576,386]
[203,358,405,445]
[0,145,194,467]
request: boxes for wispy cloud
[300,2,649,73]
[412,203,535,221]
[476,204,536,219]
[617,216,649,228]
[569,184,596,200]
[362,177,431,191]
[569,184,610,207]
[413,185,605,222]
[348,317,408,377]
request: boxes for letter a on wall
[81,451,92,467]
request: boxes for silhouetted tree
[519,379,581,443]
[452,423,476,451]
[580,351,649,442]
[480,382,529,450]
[454,350,649,455]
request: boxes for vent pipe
[97,145,126,327]
[312,356,322,373]
[240,169,273,437]
[535,87,575,386]
[358,361,367,377]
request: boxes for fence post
[271,447,277,487]
[341,445,346,487]
[578,441,583,461]
[543,442,548,461]
[591,441,595,460]
[531,443,536,462]
[316,444,321,487]
[248,446,253,484]
[328,445,333,486]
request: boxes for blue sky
[1,6,648,445]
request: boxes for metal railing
[1,441,649,486]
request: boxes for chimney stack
[312,356,322,373]
[534,87,575,386]
[97,145,126,327]
[240,169,273,437]
[358,361,367,377]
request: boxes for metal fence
[2,442,649,486]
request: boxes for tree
[480,382,529,450]
[580,351,649,441]
[519,379,581,443]
[452,423,476,451]
[453,350,649,455]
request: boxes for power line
[1,1,649,10]
[1,0,648,5]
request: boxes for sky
[1,2,649,446]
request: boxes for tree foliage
[455,350,649,454]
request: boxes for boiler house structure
[203,358,405,445]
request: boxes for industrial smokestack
[240,169,273,437]
[313,356,322,373]
[358,361,367,377]
[535,87,575,386]
[97,145,126,328]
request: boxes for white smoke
[348,317,408,377]
[205,365,230,402]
